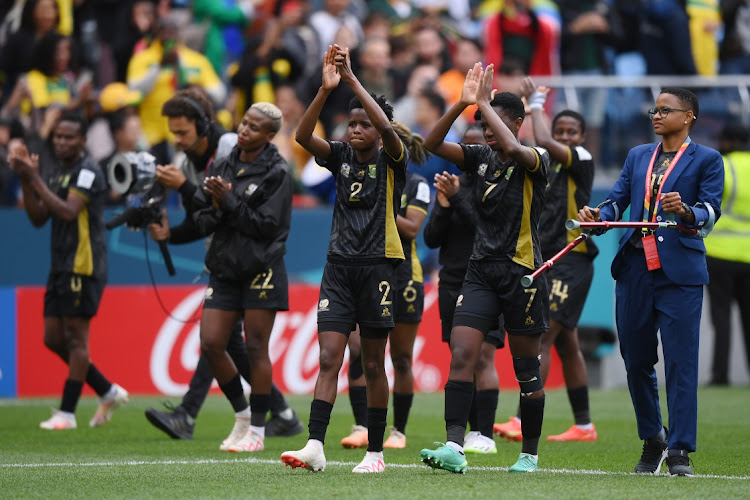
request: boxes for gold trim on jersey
[406,204,428,216]
[567,176,588,254]
[385,168,405,260]
[386,141,405,163]
[527,147,541,173]
[73,206,93,276]
[512,174,535,270]
[562,146,573,168]
[69,187,89,203]
[410,239,423,283]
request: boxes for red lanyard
[642,139,690,223]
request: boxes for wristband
[528,91,547,110]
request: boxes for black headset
[181,95,210,138]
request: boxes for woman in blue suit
[578,88,724,477]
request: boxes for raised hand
[477,63,496,106]
[7,140,39,180]
[519,77,536,99]
[460,62,483,106]
[321,45,341,91]
[333,44,355,84]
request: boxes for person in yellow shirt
[126,14,226,165]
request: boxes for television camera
[105,152,175,275]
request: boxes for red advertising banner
[17,285,562,397]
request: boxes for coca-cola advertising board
[16,285,563,397]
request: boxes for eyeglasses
[648,106,690,118]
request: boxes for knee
[244,334,268,361]
[449,343,475,373]
[200,335,224,358]
[43,333,65,355]
[362,358,384,380]
[318,348,343,375]
[391,353,412,376]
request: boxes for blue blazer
[600,141,724,285]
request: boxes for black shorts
[394,276,424,323]
[318,260,397,335]
[546,252,594,330]
[438,284,505,348]
[454,259,549,336]
[44,272,105,318]
[203,257,289,312]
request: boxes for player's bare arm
[477,65,537,170]
[295,45,339,161]
[424,62,484,166]
[334,45,402,159]
[520,76,569,163]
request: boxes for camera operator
[10,111,129,430]
[144,89,302,441]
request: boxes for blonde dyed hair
[250,102,283,133]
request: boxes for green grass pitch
[1,387,748,499]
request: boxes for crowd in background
[0,0,748,208]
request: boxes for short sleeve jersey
[45,156,108,280]
[397,171,430,283]
[460,143,550,270]
[538,145,598,260]
[318,140,407,261]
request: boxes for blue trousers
[615,245,702,452]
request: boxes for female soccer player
[494,77,599,443]
[423,122,504,455]
[192,102,293,453]
[419,63,550,473]
[338,121,432,451]
[281,44,407,474]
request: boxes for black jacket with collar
[192,143,293,281]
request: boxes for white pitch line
[1,457,748,480]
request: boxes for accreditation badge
[642,234,662,271]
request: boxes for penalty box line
[1,457,749,480]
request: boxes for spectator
[126,13,226,165]
[555,0,623,166]
[111,0,158,82]
[436,37,482,126]
[412,88,461,194]
[0,0,59,101]
[2,32,91,129]
[687,0,721,75]
[309,0,364,52]
[356,36,395,103]
[272,83,326,196]
[411,26,451,74]
[192,0,257,76]
[482,0,557,79]
[705,122,750,386]
[392,63,439,131]
[719,0,750,75]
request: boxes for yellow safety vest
[705,151,750,263]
